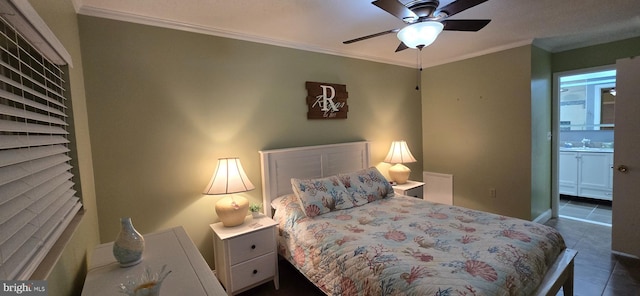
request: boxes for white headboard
[259,141,371,216]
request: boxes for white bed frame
[259,141,577,296]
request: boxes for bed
[259,141,576,296]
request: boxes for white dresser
[210,215,279,295]
[82,226,226,296]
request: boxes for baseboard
[533,209,552,224]
[612,250,640,260]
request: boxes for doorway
[552,66,616,226]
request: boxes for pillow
[291,176,352,217]
[272,194,307,226]
[271,195,287,210]
[337,167,394,204]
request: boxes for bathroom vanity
[559,148,613,200]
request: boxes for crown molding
[77,5,418,68]
[76,5,545,70]
[425,39,534,68]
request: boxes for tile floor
[239,217,640,296]
[559,195,612,226]
[546,218,640,295]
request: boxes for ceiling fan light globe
[397,21,444,49]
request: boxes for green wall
[77,15,423,270]
[552,37,640,72]
[530,46,553,220]
[421,37,640,221]
[29,1,101,295]
[422,46,534,219]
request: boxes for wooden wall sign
[305,81,349,119]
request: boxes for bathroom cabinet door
[558,152,578,196]
[577,152,613,200]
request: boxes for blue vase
[113,217,145,267]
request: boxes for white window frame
[0,0,79,280]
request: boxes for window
[0,1,80,280]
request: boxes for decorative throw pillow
[338,167,395,204]
[291,176,352,217]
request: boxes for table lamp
[203,157,254,227]
[384,140,417,184]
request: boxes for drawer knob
[252,269,258,274]
[251,244,256,249]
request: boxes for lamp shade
[397,21,444,49]
[384,141,417,164]
[203,158,254,227]
[203,158,255,195]
[384,141,416,184]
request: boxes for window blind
[0,7,81,280]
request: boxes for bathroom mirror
[559,69,616,131]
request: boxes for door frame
[551,64,616,218]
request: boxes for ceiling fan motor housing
[408,0,440,18]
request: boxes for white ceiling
[72,0,640,68]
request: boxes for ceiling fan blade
[372,0,418,22]
[343,29,400,44]
[442,19,491,31]
[438,0,489,17]
[395,42,409,52]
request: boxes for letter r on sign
[319,85,339,112]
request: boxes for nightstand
[393,180,424,198]
[211,215,279,295]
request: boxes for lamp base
[389,163,411,184]
[215,195,249,227]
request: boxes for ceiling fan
[343,0,491,52]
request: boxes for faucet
[581,138,591,148]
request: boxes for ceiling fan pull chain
[416,48,423,91]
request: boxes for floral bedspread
[273,195,566,296]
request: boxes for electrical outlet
[489,188,496,198]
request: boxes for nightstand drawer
[404,186,423,198]
[230,252,276,291]
[228,227,275,265]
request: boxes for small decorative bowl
[118,265,171,296]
